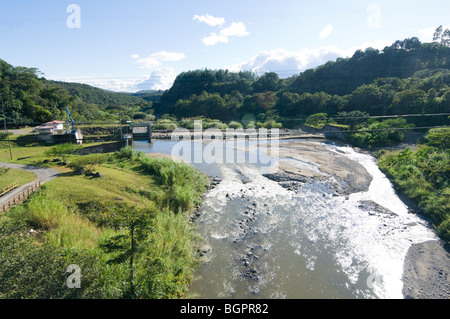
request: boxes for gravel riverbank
[402,240,450,299]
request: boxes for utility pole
[1,102,12,160]
[118,113,123,140]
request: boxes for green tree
[252,72,281,93]
[305,113,328,129]
[68,154,107,173]
[335,111,370,129]
[433,25,450,47]
[45,143,83,161]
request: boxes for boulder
[93,172,102,178]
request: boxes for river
[134,138,437,299]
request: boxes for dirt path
[0,163,59,208]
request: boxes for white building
[35,120,65,135]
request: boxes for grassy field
[0,134,210,299]
[0,168,37,189]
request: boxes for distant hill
[0,58,151,125]
[153,38,450,124]
[47,80,147,107]
[2,36,450,126]
[131,90,166,102]
[287,39,450,96]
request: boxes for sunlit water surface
[134,139,437,299]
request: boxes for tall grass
[2,147,211,299]
[138,209,201,298]
[379,145,450,242]
[138,155,209,213]
[9,195,113,251]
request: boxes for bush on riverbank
[346,118,414,149]
[378,128,450,242]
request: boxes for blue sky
[0,0,449,92]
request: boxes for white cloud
[50,68,178,93]
[202,32,229,46]
[228,40,391,78]
[221,22,250,37]
[131,51,186,69]
[201,21,250,46]
[150,51,186,62]
[49,51,185,93]
[193,14,226,27]
[319,25,333,40]
[136,68,178,91]
[49,75,150,93]
[229,47,344,77]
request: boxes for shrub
[378,143,450,242]
[256,120,283,129]
[0,221,104,299]
[152,119,178,130]
[68,154,107,173]
[179,118,203,130]
[425,127,450,149]
[305,113,328,129]
[0,166,10,176]
[116,147,145,161]
[228,121,243,129]
[347,118,413,149]
[0,131,12,139]
[203,120,227,130]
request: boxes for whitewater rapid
[135,139,438,299]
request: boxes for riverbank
[262,139,449,299]
[403,240,450,299]
[264,140,373,195]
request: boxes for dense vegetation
[153,37,450,130]
[0,61,152,125]
[378,128,450,242]
[1,28,449,257]
[0,147,210,298]
[2,34,449,133]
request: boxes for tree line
[2,30,450,133]
[153,35,450,130]
[0,60,153,125]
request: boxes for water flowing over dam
[134,139,437,299]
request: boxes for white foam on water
[189,140,438,299]
[322,144,438,299]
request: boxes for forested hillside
[154,37,450,127]
[0,60,152,125]
[2,35,449,129]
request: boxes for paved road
[0,163,59,208]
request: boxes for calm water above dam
[134,139,437,299]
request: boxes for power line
[278,113,450,121]
[3,111,449,127]
[338,125,449,134]
[1,125,448,143]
